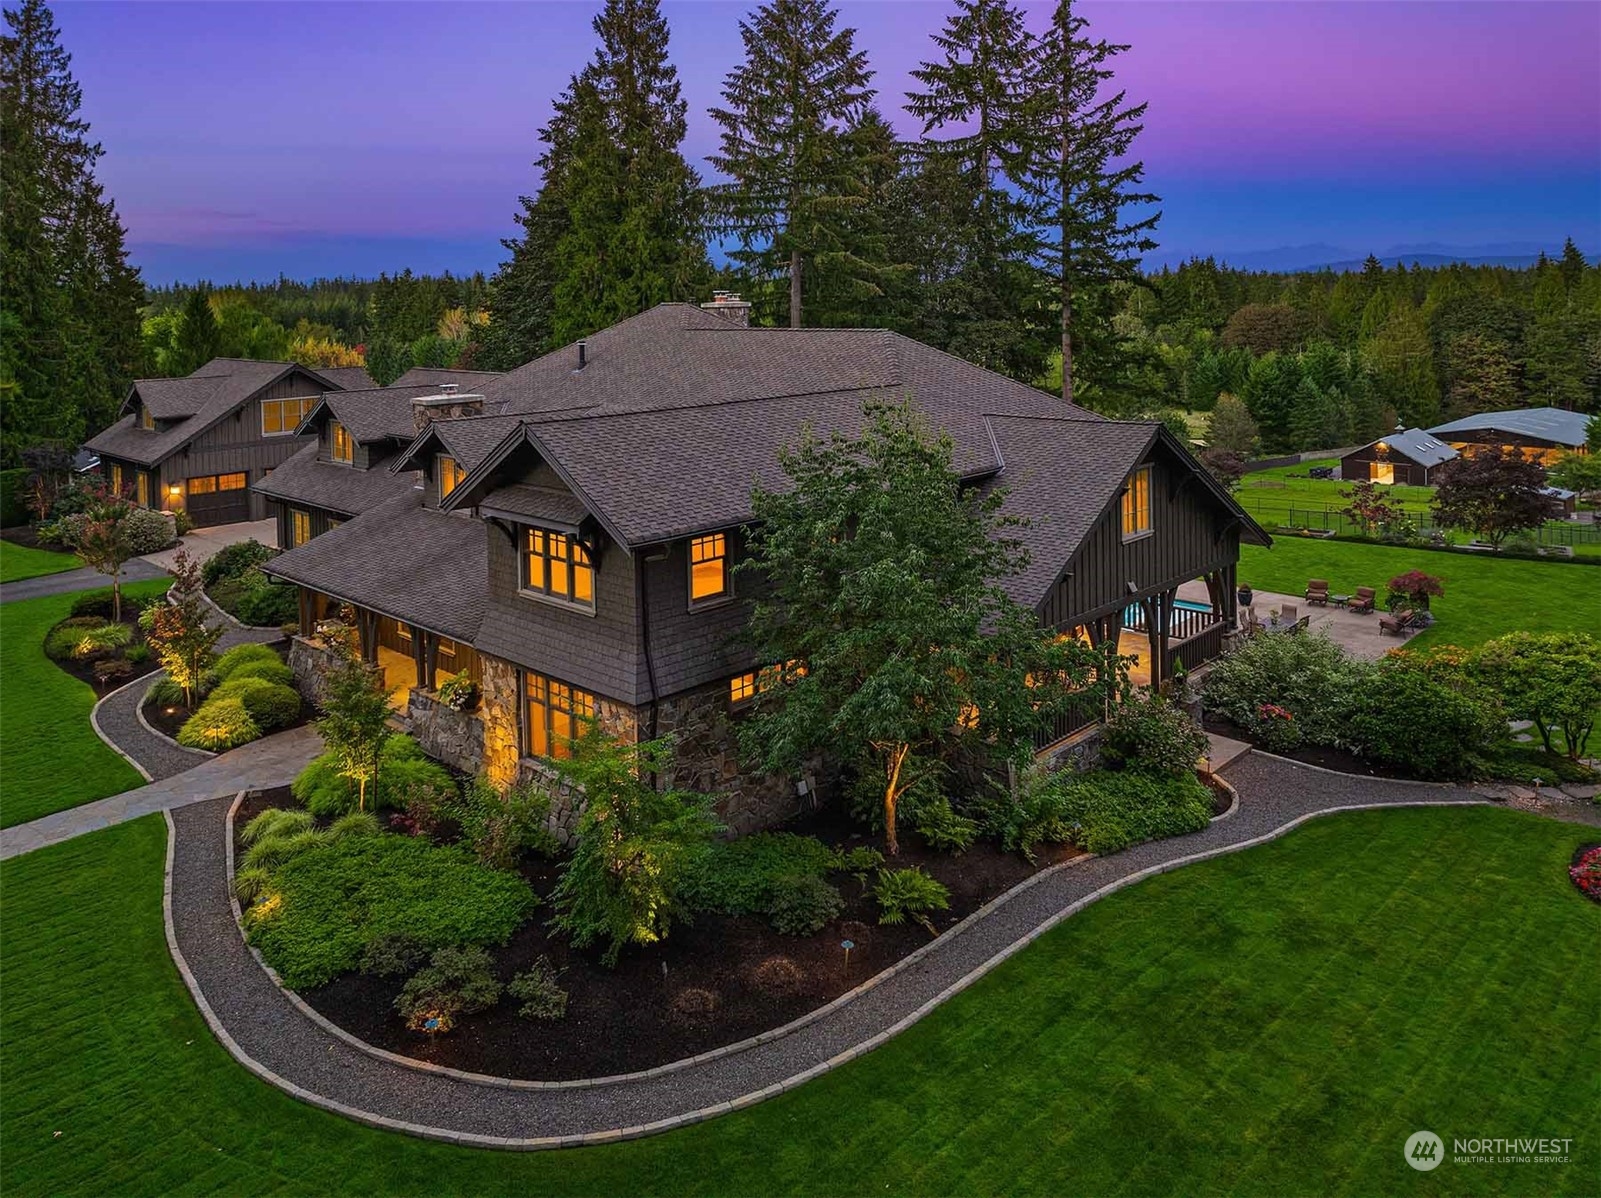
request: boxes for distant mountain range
[1152,241,1597,274]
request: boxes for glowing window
[438,455,466,499]
[263,396,316,436]
[217,472,246,491]
[109,464,124,493]
[729,672,758,704]
[136,472,150,508]
[689,533,729,603]
[291,510,311,547]
[524,527,595,609]
[1121,466,1152,538]
[525,671,595,760]
[329,420,353,463]
[729,660,804,706]
[139,406,154,430]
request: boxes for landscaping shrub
[911,795,979,853]
[359,932,427,978]
[507,957,568,1021]
[203,539,272,587]
[124,643,150,665]
[232,866,271,905]
[328,810,383,840]
[873,867,950,931]
[232,577,299,627]
[766,873,844,935]
[45,620,131,661]
[396,946,503,1034]
[241,807,315,846]
[209,676,300,731]
[122,508,176,554]
[292,736,454,817]
[980,763,1077,861]
[0,466,29,527]
[146,677,187,708]
[836,845,884,888]
[1054,770,1214,856]
[1202,631,1372,749]
[213,642,281,682]
[242,828,331,873]
[1102,692,1209,777]
[224,657,294,686]
[1345,661,1503,780]
[176,696,261,751]
[452,776,557,870]
[1472,632,1601,761]
[685,832,842,917]
[69,587,148,619]
[243,834,536,989]
[437,670,478,712]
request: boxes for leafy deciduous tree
[316,638,393,812]
[139,548,222,706]
[1430,446,1550,548]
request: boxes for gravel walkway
[93,673,212,781]
[163,754,1491,1149]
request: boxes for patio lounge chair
[1378,608,1413,637]
[1348,587,1376,614]
[1305,579,1330,606]
[1279,603,1299,624]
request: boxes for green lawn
[4,806,1595,1196]
[0,578,171,829]
[1239,537,1601,648]
[1237,461,1600,558]
[0,539,81,584]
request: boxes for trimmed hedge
[291,735,455,816]
[177,697,261,751]
[209,676,301,731]
[213,643,282,682]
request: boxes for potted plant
[1237,581,1253,607]
[437,670,479,713]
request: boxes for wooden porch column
[410,625,428,689]
[1139,594,1162,694]
[356,609,378,664]
[1223,563,1239,629]
[423,633,441,691]
[297,588,313,637]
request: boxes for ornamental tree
[1430,446,1549,548]
[1473,632,1601,760]
[139,548,221,707]
[548,724,720,965]
[738,400,1106,855]
[62,480,134,620]
[1384,569,1444,613]
[1547,451,1601,502]
[1340,479,1404,538]
[315,637,392,812]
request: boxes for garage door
[184,471,250,526]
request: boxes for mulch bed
[2,527,52,551]
[232,789,1086,1081]
[44,607,161,696]
[1202,714,1418,780]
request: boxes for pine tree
[1557,237,1588,297]
[550,0,708,344]
[905,0,1048,380]
[170,288,222,376]
[1019,0,1159,404]
[708,0,875,328]
[1,0,141,464]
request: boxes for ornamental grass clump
[176,696,260,751]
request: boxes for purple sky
[55,0,1601,283]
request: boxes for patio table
[1332,594,1351,610]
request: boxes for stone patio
[1176,579,1407,661]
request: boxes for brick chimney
[700,290,751,327]
[411,383,484,432]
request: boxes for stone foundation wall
[1037,726,1104,775]
[286,636,343,709]
[406,690,486,778]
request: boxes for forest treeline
[3,0,1597,472]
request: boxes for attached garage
[183,471,250,526]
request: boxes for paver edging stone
[168,783,1492,1151]
[217,776,1243,1093]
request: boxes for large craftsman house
[85,358,376,526]
[261,302,1268,834]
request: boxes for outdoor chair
[1305,579,1330,606]
[1378,608,1413,637]
[1348,587,1376,614]
[1280,603,1299,624]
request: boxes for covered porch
[294,588,481,712]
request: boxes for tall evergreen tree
[1,0,141,464]
[550,0,708,344]
[1019,0,1159,404]
[905,0,1048,380]
[480,81,584,369]
[170,287,221,376]
[708,0,875,328]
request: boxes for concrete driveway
[142,518,277,571]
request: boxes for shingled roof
[253,442,417,518]
[85,358,341,467]
[263,492,487,642]
[316,365,379,391]
[300,385,438,444]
